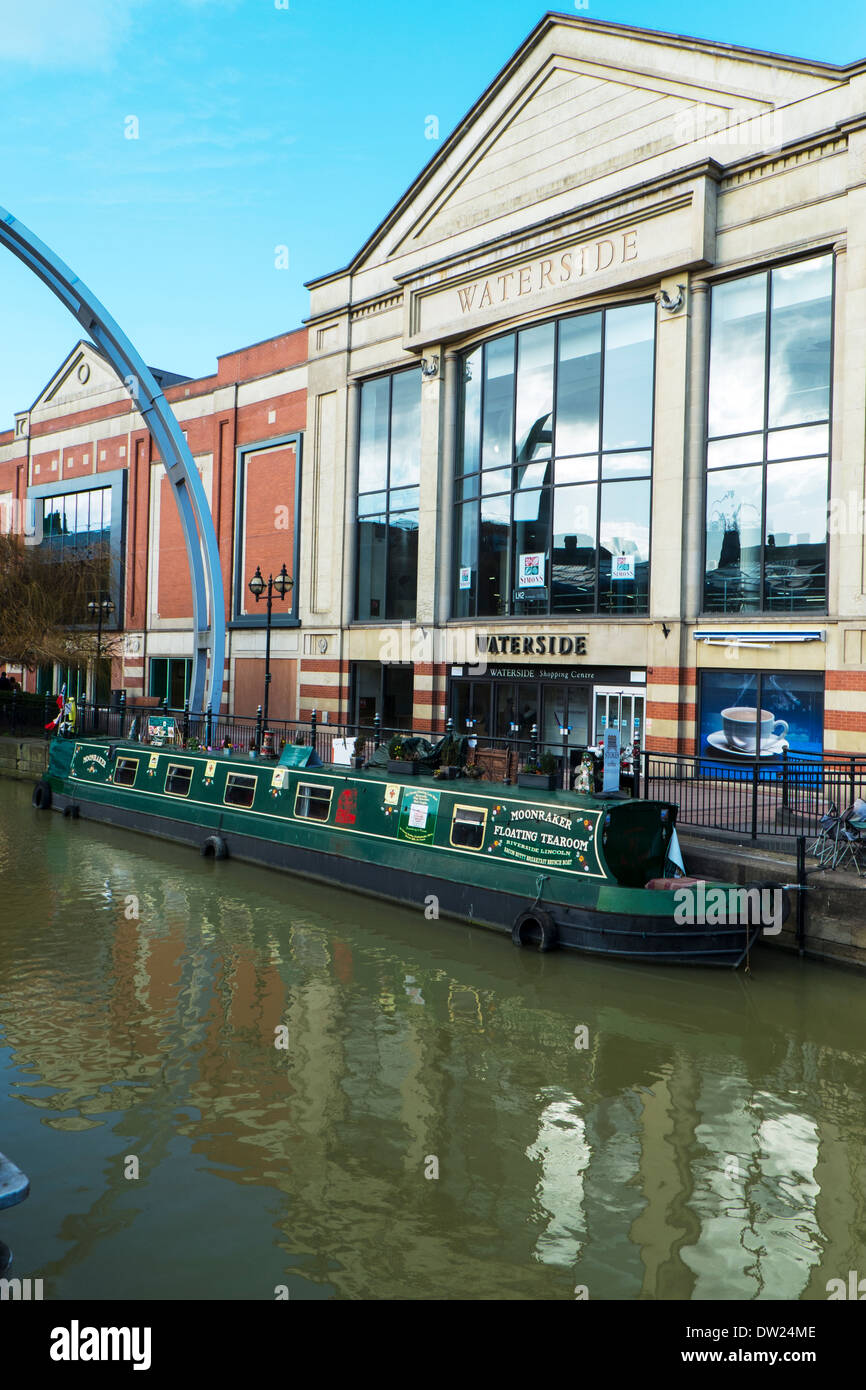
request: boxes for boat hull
[48,785,762,969]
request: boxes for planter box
[388,759,420,776]
[517,771,557,791]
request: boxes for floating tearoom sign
[488,801,603,876]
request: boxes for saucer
[706,731,789,759]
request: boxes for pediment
[403,56,770,250]
[32,341,122,413]
[343,16,845,276]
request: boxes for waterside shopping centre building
[3,13,866,762]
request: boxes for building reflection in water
[1,792,865,1299]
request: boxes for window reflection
[356,368,422,620]
[454,303,655,617]
[704,255,831,613]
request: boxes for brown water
[0,778,864,1300]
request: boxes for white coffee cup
[721,706,789,753]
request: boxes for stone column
[341,379,361,627]
[436,348,460,628]
[682,279,710,622]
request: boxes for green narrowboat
[32,736,785,968]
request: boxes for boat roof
[75,737,643,810]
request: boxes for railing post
[119,690,126,739]
[531,722,539,767]
[851,756,856,810]
[205,704,213,749]
[373,713,381,751]
[796,834,806,956]
[255,704,263,753]
[182,700,190,746]
[632,738,641,799]
[310,707,317,751]
[751,758,759,841]
[560,724,570,791]
[10,689,18,733]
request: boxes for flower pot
[517,772,557,790]
[436,765,461,780]
[353,756,366,770]
[388,759,419,775]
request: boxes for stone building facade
[300,13,866,760]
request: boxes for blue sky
[1,0,864,423]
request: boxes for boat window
[450,804,487,849]
[294,783,333,822]
[113,757,139,787]
[165,763,194,798]
[224,773,257,809]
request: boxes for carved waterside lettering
[457,230,638,314]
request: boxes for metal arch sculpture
[0,204,225,713]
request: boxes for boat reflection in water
[0,779,863,1300]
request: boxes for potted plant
[352,736,367,770]
[518,750,559,791]
[387,734,420,776]
[434,734,462,780]
[221,736,233,758]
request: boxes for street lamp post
[87,593,114,730]
[248,563,293,751]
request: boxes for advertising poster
[602,727,621,793]
[612,554,635,581]
[398,788,441,845]
[518,552,545,588]
[699,670,824,774]
[459,566,472,590]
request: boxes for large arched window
[453,301,655,619]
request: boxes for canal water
[0,778,864,1301]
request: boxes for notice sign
[459,566,472,590]
[602,727,621,794]
[398,788,441,845]
[518,552,545,588]
[612,554,635,581]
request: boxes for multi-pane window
[41,487,112,556]
[453,303,655,618]
[356,369,422,621]
[294,783,333,821]
[704,255,832,613]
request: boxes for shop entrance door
[593,687,645,750]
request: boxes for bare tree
[0,535,120,671]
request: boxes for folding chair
[830,806,866,877]
[808,802,838,868]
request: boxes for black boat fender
[511,907,559,952]
[32,779,52,811]
[62,804,79,819]
[201,834,229,861]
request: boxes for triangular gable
[336,15,848,276]
[30,340,121,413]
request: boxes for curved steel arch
[0,204,225,712]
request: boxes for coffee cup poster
[699,670,824,765]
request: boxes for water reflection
[1,780,865,1300]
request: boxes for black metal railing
[7,690,866,845]
[642,748,866,842]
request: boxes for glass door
[593,688,645,750]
